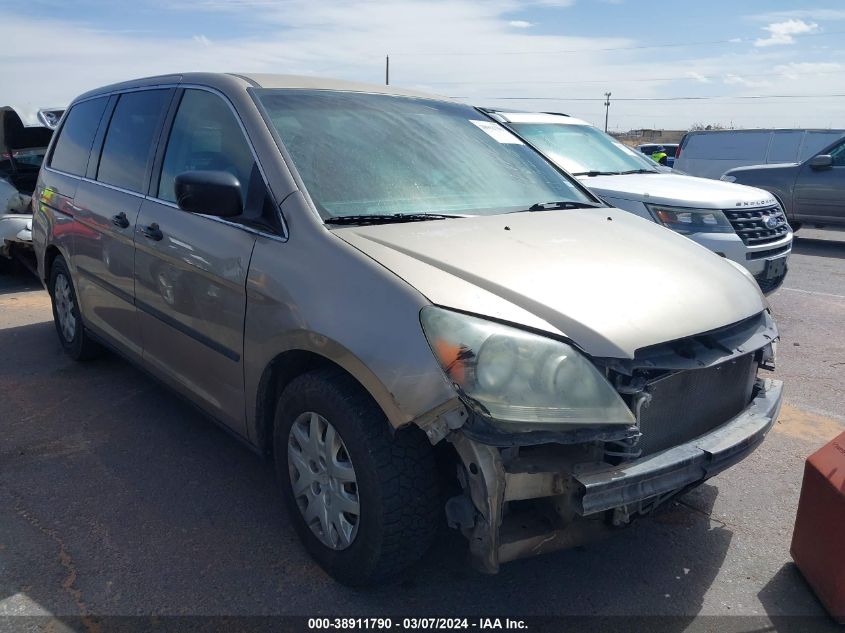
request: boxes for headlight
[720,175,737,182]
[645,203,734,235]
[420,307,635,431]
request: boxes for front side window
[510,122,659,176]
[49,97,108,176]
[158,90,255,205]
[97,90,170,192]
[255,90,593,218]
[800,131,845,162]
[829,141,845,167]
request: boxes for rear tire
[274,368,440,586]
[48,256,101,361]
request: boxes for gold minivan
[34,73,782,585]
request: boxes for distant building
[611,128,686,148]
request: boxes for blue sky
[3,0,845,130]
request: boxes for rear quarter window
[97,90,170,192]
[49,97,109,176]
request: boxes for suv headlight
[645,203,734,235]
[420,307,635,432]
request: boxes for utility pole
[385,55,389,85]
[603,92,612,132]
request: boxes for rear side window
[685,132,770,161]
[49,97,108,176]
[157,89,255,204]
[767,131,802,163]
[97,90,170,192]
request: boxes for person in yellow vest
[651,147,668,165]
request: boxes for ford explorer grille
[636,354,757,456]
[723,206,790,246]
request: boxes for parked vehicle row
[674,128,845,180]
[485,111,791,293]
[34,73,782,585]
[1,105,63,267]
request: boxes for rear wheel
[48,256,101,361]
[274,368,440,585]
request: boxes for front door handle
[111,212,130,229]
[141,223,163,241]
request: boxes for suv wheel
[274,368,440,586]
[48,256,101,361]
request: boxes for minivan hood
[335,209,766,359]
[578,173,777,209]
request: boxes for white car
[1,105,63,266]
[485,110,793,293]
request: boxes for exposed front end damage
[1,106,61,262]
[424,311,783,573]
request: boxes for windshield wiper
[571,170,622,177]
[526,201,605,211]
[324,213,461,226]
[618,169,659,175]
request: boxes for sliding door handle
[141,223,163,241]
[111,212,130,229]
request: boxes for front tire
[48,256,101,361]
[274,368,440,586]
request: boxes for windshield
[254,90,594,218]
[508,122,659,175]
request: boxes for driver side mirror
[174,171,243,217]
[809,154,833,170]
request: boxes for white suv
[485,111,793,293]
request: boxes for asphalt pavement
[0,230,843,631]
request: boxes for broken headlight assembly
[645,203,734,235]
[420,306,635,432]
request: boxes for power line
[423,68,845,86]
[390,30,845,57]
[469,93,845,102]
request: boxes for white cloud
[750,9,845,23]
[192,34,212,46]
[723,73,772,88]
[508,20,533,28]
[687,71,711,83]
[773,61,842,80]
[754,19,818,47]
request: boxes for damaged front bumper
[447,378,783,573]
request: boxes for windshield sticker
[469,120,524,144]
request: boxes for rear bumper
[573,378,783,515]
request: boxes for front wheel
[274,368,441,586]
[48,256,101,361]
